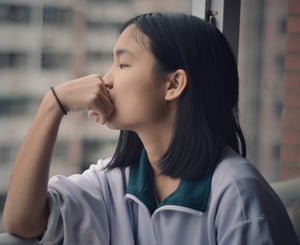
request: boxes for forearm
[3,90,64,238]
[3,74,113,238]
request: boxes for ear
[164,69,188,101]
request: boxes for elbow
[3,209,47,239]
[3,219,42,239]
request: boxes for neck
[137,126,171,176]
[134,103,180,201]
[153,174,180,202]
[136,119,182,202]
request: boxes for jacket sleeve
[37,159,111,245]
[218,215,275,244]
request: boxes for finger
[88,110,105,124]
[92,90,114,118]
[88,110,100,118]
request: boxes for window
[87,51,112,62]
[86,20,122,30]
[41,52,70,69]
[53,140,68,159]
[81,139,102,171]
[0,4,31,23]
[0,145,12,165]
[43,6,72,26]
[0,97,32,116]
[275,54,285,78]
[88,0,130,3]
[0,52,28,69]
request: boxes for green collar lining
[126,149,212,215]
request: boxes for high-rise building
[0,0,192,232]
[238,0,288,181]
[0,0,192,193]
[1,0,300,235]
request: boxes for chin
[104,122,120,130]
[104,112,138,131]
[104,116,124,130]
[105,119,133,131]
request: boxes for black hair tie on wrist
[50,86,67,115]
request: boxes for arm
[2,74,113,238]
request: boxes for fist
[55,74,114,123]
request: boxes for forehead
[113,24,151,55]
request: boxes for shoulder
[210,147,284,219]
[212,148,270,194]
[209,148,298,244]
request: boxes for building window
[275,54,285,79]
[87,51,112,62]
[278,18,287,35]
[88,0,130,3]
[274,100,283,119]
[0,97,32,116]
[86,20,122,30]
[81,139,102,171]
[0,4,31,23]
[53,140,68,159]
[0,52,28,69]
[41,52,70,69]
[0,145,12,165]
[43,6,72,26]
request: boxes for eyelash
[119,64,128,69]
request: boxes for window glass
[43,6,72,26]
[0,52,28,69]
[41,52,71,69]
[0,4,31,23]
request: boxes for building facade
[0,0,192,193]
[0,0,299,234]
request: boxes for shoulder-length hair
[107,12,246,180]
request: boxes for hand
[55,74,114,123]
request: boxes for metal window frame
[192,0,241,61]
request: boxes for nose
[103,69,113,89]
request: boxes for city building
[0,0,192,192]
[238,0,288,181]
[1,0,299,234]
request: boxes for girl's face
[104,25,172,132]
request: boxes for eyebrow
[114,48,135,58]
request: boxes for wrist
[40,90,66,118]
[50,86,68,115]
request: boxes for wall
[280,0,300,179]
[238,0,288,181]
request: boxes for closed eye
[119,64,129,69]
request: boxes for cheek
[120,90,153,114]
[110,65,166,117]
[114,72,156,103]
[128,89,166,120]
[113,82,164,121]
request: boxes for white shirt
[39,149,299,244]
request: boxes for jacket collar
[126,149,212,214]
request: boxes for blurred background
[0,0,299,233]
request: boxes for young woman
[3,12,298,244]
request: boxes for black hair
[107,12,246,180]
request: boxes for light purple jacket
[39,149,299,244]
